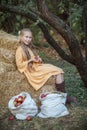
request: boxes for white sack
[37,91,69,118]
[8,92,38,120]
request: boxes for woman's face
[21,31,33,45]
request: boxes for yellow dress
[15,46,64,91]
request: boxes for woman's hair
[18,28,34,48]
[18,28,33,43]
[18,28,32,37]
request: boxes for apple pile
[13,95,26,107]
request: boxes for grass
[0,49,87,130]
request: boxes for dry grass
[0,30,87,130]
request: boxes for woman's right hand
[34,55,42,63]
[32,58,39,62]
[28,56,40,63]
[28,59,35,71]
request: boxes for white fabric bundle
[8,92,38,120]
[37,91,69,118]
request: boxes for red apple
[22,98,25,103]
[41,94,45,98]
[26,116,32,121]
[41,94,48,98]
[9,115,15,120]
[35,55,38,60]
[35,56,40,62]
[14,98,18,102]
[15,102,22,107]
[17,98,23,102]
[18,96,23,98]
[18,96,23,100]
[13,95,26,107]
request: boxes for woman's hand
[34,55,42,63]
[28,55,42,64]
[28,59,35,71]
[28,58,36,63]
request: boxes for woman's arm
[15,47,31,73]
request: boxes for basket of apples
[13,95,26,107]
[8,92,38,120]
[37,91,68,118]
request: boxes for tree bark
[82,2,87,61]
[36,0,87,87]
[36,0,83,61]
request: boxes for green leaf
[21,18,26,24]
[16,15,21,21]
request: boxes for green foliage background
[0,0,86,45]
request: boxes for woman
[15,28,76,103]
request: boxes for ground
[0,31,87,130]
[0,58,87,130]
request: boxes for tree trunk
[36,0,87,87]
[76,61,87,87]
[82,2,87,60]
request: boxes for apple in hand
[35,55,40,62]
[35,55,38,60]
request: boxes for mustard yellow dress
[15,46,64,91]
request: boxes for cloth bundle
[8,92,38,120]
[37,91,69,118]
[8,91,69,119]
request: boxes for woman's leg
[55,73,64,84]
[55,73,76,104]
[55,73,66,92]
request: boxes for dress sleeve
[15,46,31,73]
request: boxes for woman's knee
[56,73,64,83]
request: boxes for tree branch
[0,5,37,22]
[36,0,84,64]
[0,4,75,64]
[38,24,75,65]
